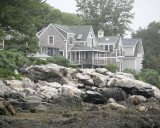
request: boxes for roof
[122,38,139,47]
[96,36,119,44]
[122,38,142,57]
[70,45,106,52]
[68,26,92,41]
[55,24,73,33]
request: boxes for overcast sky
[46,0,160,32]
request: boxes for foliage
[0,1,84,54]
[124,68,139,79]
[76,0,134,35]
[105,63,118,73]
[46,56,70,67]
[69,64,79,69]
[139,69,160,88]
[33,58,47,65]
[0,50,29,71]
[132,21,160,73]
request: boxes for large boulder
[0,81,12,98]
[52,85,83,109]
[90,72,109,88]
[27,64,68,84]
[6,80,23,91]
[82,91,107,104]
[100,88,126,101]
[76,73,94,85]
[101,102,127,110]
[113,78,160,98]
[38,86,58,99]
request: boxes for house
[36,24,74,58]
[36,24,144,72]
[68,26,107,68]
[36,24,107,68]
[122,38,144,71]
[96,29,124,72]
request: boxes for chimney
[98,29,104,38]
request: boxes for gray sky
[46,0,160,31]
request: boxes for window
[69,37,73,44]
[59,50,64,56]
[105,45,109,51]
[48,36,54,44]
[105,45,113,52]
[109,45,113,52]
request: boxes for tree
[0,0,47,54]
[132,21,160,73]
[76,0,134,35]
[139,69,160,88]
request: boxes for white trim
[65,41,68,59]
[48,36,54,45]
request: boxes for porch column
[98,52,99,65]
[79,51,80,65]
[75,52,76,60]
[70,51,71,61]
[92,51,94,68]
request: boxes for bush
[0,68,22,80]
[0,50,30,71]
[33,58,47,65]
[68,64,78,69]
[46,56,70,67]
[139,69,160,88]
[105,63,118,73]
[0,50,29,79]
[124,68,139,79]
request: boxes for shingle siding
[38,25,67,57]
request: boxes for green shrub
[69,64,78,69]
[0,50,30,71]
[46,56,70,67]
[105,63,118,73]
[0,68,22,80]
[0,50,29,79]
[33,58,47,65]
[139,69,160,88]
[124,68,139,79]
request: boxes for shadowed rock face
[82,91,107,104]
[99,88,126,101]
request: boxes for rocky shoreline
[0,64,160,128]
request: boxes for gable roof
[122,38,139,47]
[36,24,67,40]
[68,26,92,41]
[55,24,72,33]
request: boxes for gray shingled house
[36,24,107,68]
[36,24,144,71]
[96,29,124,71]
[122,38,144,71]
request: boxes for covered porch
[69,45,107,67]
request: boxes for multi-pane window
[105,45,113,52]
[105,45,109,51]
[48,36,54,44]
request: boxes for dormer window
[48,36,54,45]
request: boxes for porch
[69,51,107,66]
